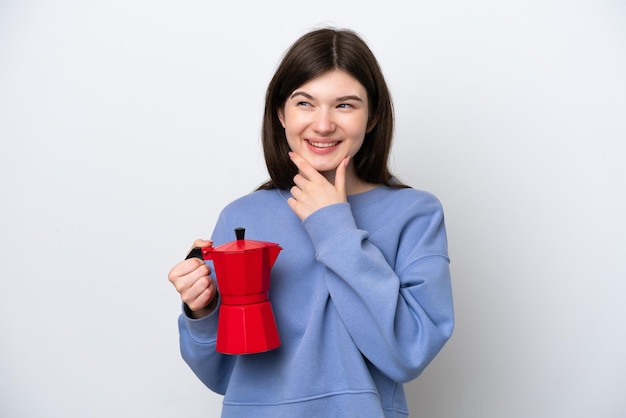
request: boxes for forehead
[293,69,367,96]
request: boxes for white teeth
[309,141,338,148]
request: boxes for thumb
[191,239,213,249]
[334,155,349,198]
[186,239,213,260]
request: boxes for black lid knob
[235,227,245,240]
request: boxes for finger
[188,288,214,311]
[334,155,349,197]
[287,196,297,210]
[186,279,216,311]
[185,239,213,261]
[175,264,211,299]
[169,258,210,286]
[190,239,213,252]
[290,185,303,200]
[289,151,324,180]
[292,173,309,192]
[187,274,213,302]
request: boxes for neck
[321,168,378,196]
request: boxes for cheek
[351,138,366,154]
[280,111,296,132]
[284,129,300,148]
[350,118,370,139]
[284,116,310,139]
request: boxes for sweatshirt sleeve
[302,194,454,383]
[177,209,238,394]
[178,302,236,394]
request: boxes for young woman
[168,27,454,418]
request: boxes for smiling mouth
[307,140,340,148]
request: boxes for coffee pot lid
[211,227,280,253]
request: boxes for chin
[310,162,340,173]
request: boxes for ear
[277,107,286,128]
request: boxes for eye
[296,101,311,107]
[337,103,353,109]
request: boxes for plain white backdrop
[1,1,625,417]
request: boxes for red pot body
[201,237,282,354]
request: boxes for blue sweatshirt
[178,186,454,418]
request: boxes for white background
[1,1,625,417]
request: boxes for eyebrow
[289,91,364,103]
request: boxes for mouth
[306,140,340,149]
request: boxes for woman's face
[278,70,370,180]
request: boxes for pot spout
[267,244,282,267]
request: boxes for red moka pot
[190,227,282,355]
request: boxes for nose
[312,108,336,134]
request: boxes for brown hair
[258,27,407,190]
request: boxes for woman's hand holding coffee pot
[168,239,218,319]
